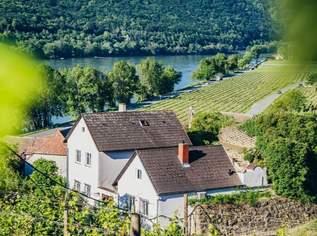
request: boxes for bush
[256,112,317,202]
[188,112,233,145]
[240,118,259,137]
[243,148,265,167]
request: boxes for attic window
[82,127,85,132]
[139,120,150,127]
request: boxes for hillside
[142,61,311,123]
[0,0,275,58]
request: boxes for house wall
[117,155,159,219]
[25,154,67,177]
[99,151,132,192]
[238,167,268,187]
[67,118,101,200]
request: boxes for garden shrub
[188,112,233,145]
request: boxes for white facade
[117,155,159,219]
[117,154,240,227]
[238,167,268,187]
[25,154,67,177]
[67,118,131,201]
[67,118,101,200]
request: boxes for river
[48,55,214,124]
[47,54,211,91]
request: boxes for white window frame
[76,150,81,163]
[86,152,92,166]
[136,169,142,180]
[84,184,91,197]
[74,180,81,192]
[139,198,149,216]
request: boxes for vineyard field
[141,61,314,124]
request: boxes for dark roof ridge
[67,111,192,152]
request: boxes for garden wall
[191,197,317,235]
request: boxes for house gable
[117,153,159,208]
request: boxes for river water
[47,54,211,91]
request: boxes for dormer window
[139,120,150,127]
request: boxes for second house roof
[80,111,192,152]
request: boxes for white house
[114,144,242,227]
[65,110,243,227]
[66,111,192,201]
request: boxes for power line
[3,142,129,213]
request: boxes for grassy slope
[142,61,311,124]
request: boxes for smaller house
[114,143,242,227]
[10,127,71,177]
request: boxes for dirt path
[246,83,300,116]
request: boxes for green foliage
[189,190,271,207]
[240,118,259,137]
[0,44,43,137]
[306,73,317,85]
[0,145,21,193]
[138,58,181,99]
[0,0,275,58]
[193,53,229,81]
[255,112,317,202]
[208,224,221,236]
[143,218,183,236]
[63,65,111,118]
[266,90,307,113]
[188,112,232,145]
[27,64,66,130]
[30,159,65,189]
[243,148,265,167]
[108,61,139,104]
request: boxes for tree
[306,73,317,85]
[255,112,317,202]
[226,54,239,72]
[192,53,227,81]
[187,112,232,145]
[138,59,181,100]
[27,64,66,130]
[64,66,111,118]
[108,61,139,104]
[238,50,253,69]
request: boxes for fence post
[130,213,141,236]
[184,193,189,236]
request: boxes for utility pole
[184,193,189,236]
[130,213,141,236]
[188,106,194,129]
[64,190,69,236]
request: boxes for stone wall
[191,197,317,235]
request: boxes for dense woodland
[0,0,276,58]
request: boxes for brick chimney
[178,143,189,166]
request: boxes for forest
[0,0,276,58]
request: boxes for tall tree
[138,59,181,100]
[64,66,111,118]
[193,53,227,81]
[27,65,66,130]
[108,61,139,104]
